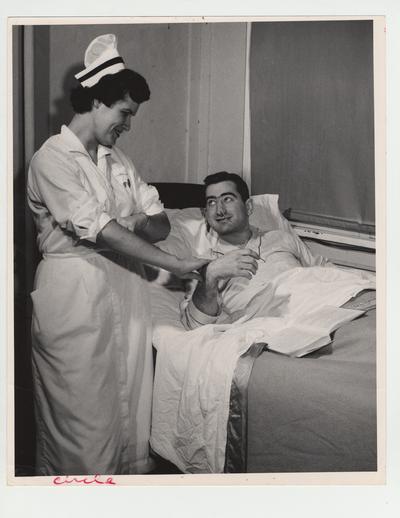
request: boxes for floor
[148,455,183,475]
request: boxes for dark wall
[13,26,50,476]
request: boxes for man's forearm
[191,277,221,317]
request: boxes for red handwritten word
[53,474,116,486]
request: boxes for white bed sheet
[149,267,375,473]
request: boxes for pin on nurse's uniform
[27,34,160,475]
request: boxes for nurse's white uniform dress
[27,125,163,475]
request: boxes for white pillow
[158,194,294,258]
[250,194,294,234]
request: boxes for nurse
[27,34,205,476]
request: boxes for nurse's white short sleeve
[28,146,114,244]
[136,181,165,215]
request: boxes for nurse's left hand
[117,213,149,233]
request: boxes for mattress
[244,308,376,472]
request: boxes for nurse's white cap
[75,34,126,88]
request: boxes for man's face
[93,93,139,147]
[205,180,251,238]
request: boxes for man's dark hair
[70,69,150,113]
[203,171,250,203]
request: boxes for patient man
[181,171,337,330]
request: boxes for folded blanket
[218,266,375,324]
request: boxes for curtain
[250,21,375,233]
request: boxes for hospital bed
[149,182,377,474]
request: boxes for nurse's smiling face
[93,93,140,147]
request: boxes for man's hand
[205,248,260,287]
[188,249,259,319]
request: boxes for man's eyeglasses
[210,234,265,262]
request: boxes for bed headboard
[150,182,204,209]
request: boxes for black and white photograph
[8,16,386,485]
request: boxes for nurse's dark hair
[70,69,150,113]
[203,171,250,204]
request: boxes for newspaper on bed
[265,305,364,357]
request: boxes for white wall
[185,23,247,182]
[47,22,247,184]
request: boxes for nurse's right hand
[172,257,210,281]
